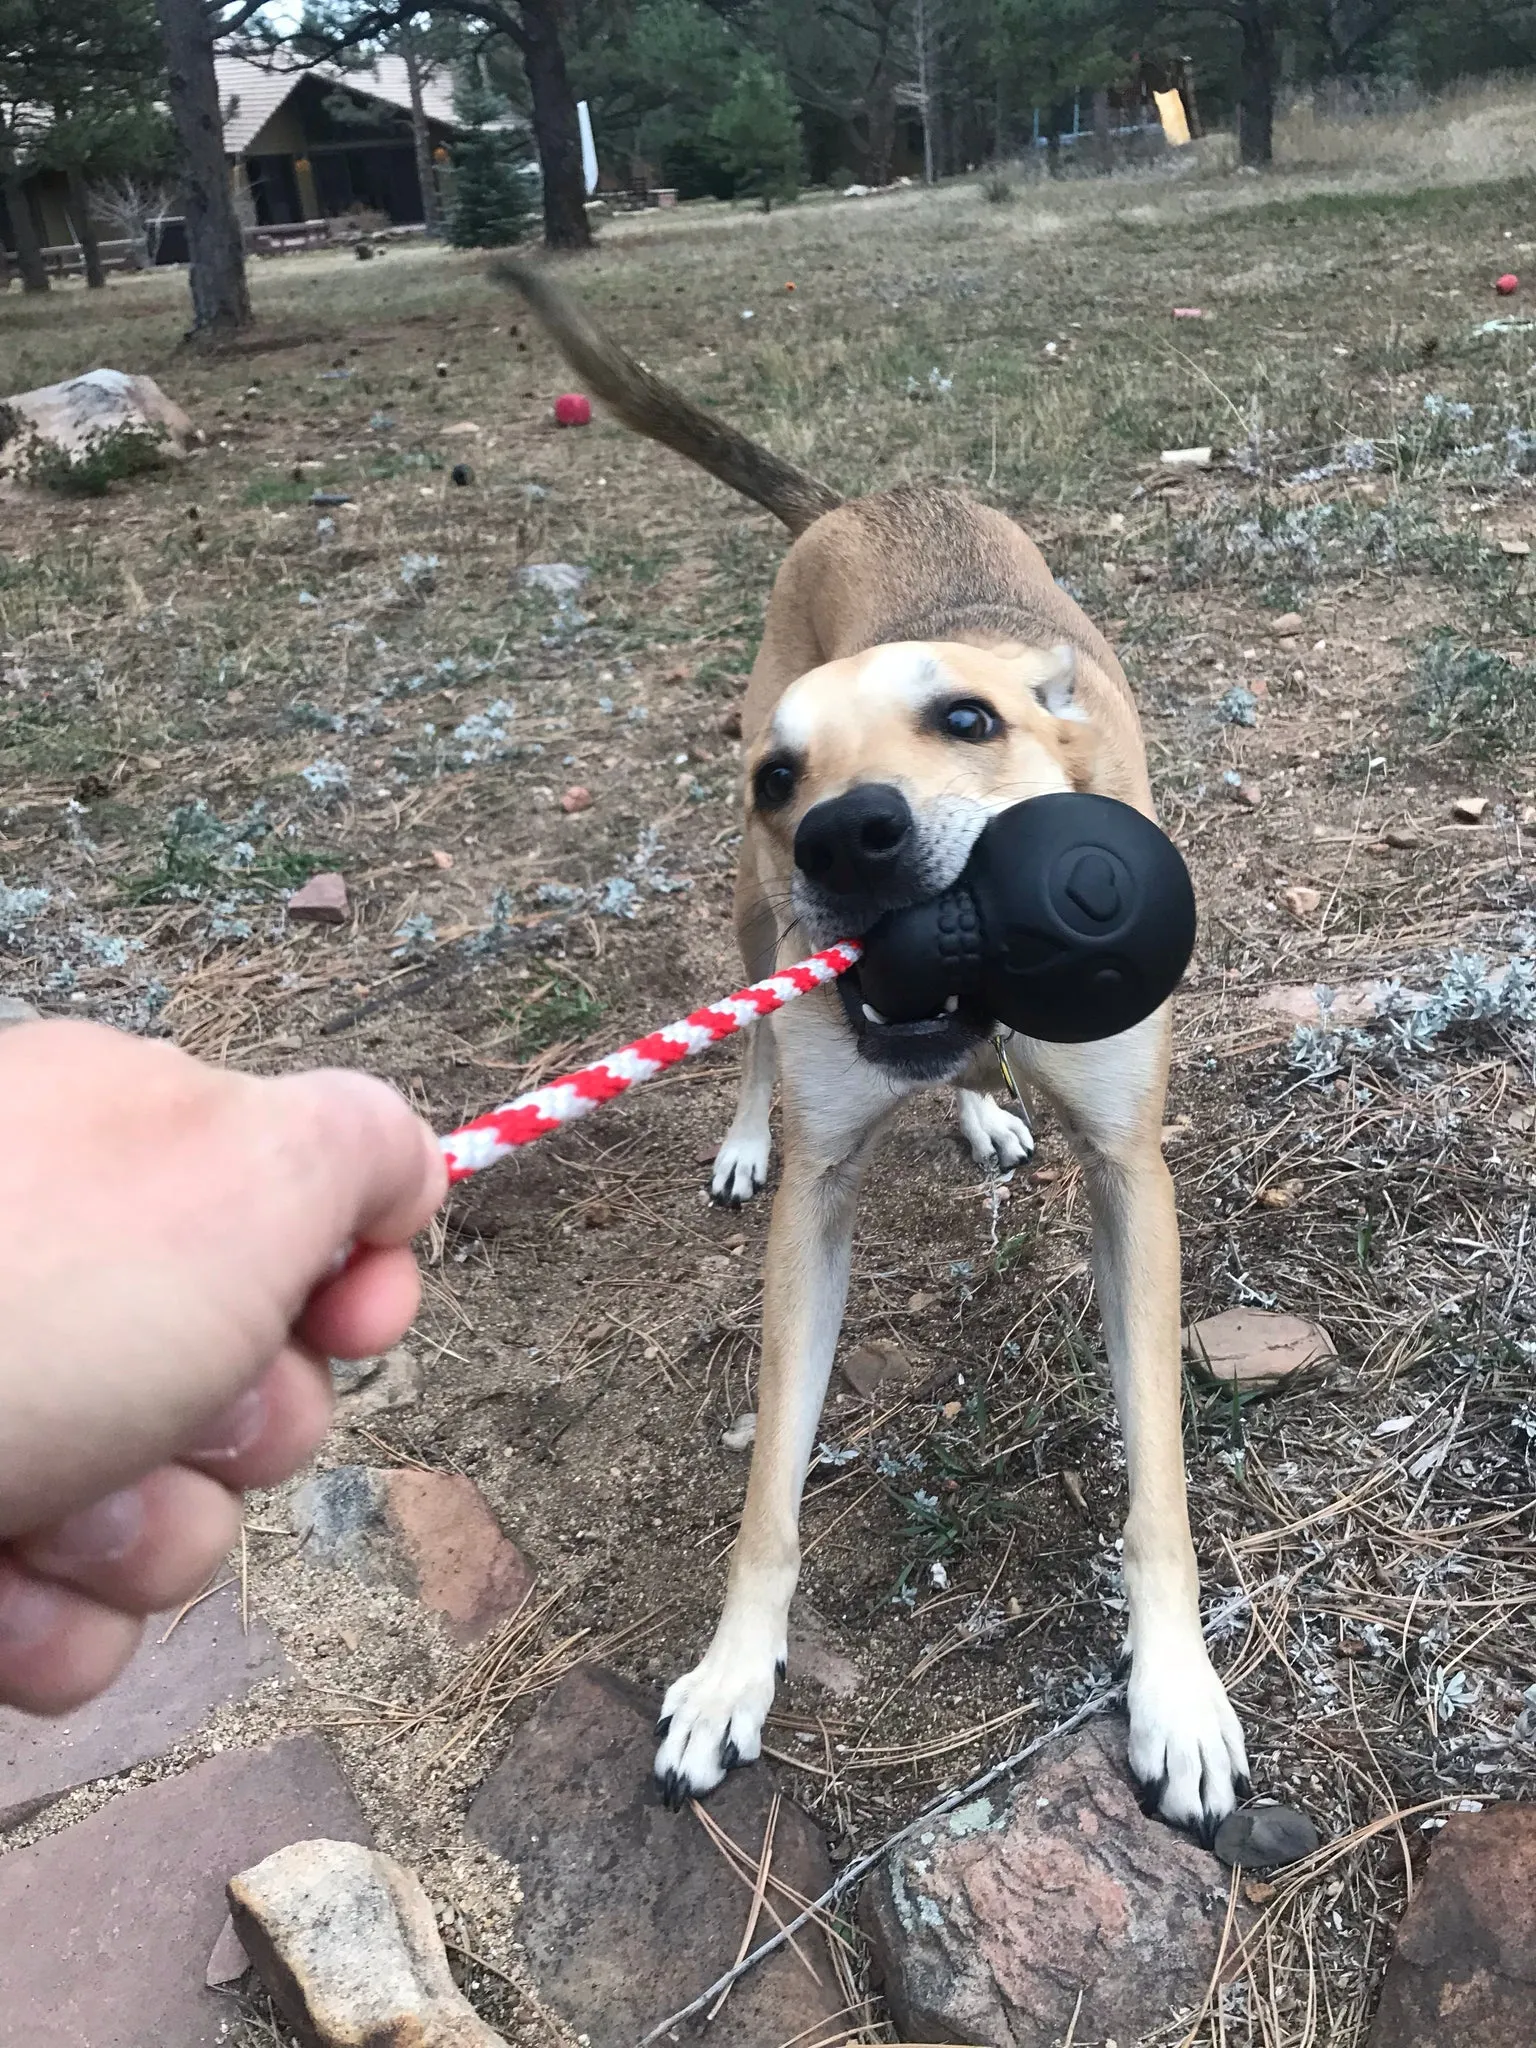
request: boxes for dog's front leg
[656,1013,889,1806]
[1025,1019,1249,1840]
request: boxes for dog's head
[746,640,1097,1079]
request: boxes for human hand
[0,1021,447,1713]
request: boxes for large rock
[291,1466,533,1645]
[229,1839,506,2048]
[0,1583,288,1831]
[0,1735,369,2047]
[468,1665,846,2047]
[862,1721,1231,2048]
[1369,1806,1536,2047]
[1,369,195,485]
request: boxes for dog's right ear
[1029,644,1087,723]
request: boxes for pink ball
[1495,273,1519,296]
[554,392,592,426]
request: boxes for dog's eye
[754,758,798,810]
[941,699,999,742]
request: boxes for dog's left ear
[1031,643,1085,722]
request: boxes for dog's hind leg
[956,1088,1034,1172]
[1022,1014,1249,1841]
[710,863,781,1206]
[955,1040,1034,1172]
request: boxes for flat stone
[1183,1310,1336,1389]
[1271,611,1306,636]
[0,1735,369,2047]
[0,1583,288,1831]
[1258,979,1386,1028]
[1370,1806,1536,2047]
[863,1720,1232,2048]
[286,872,350,925]
[0,995,40,1029]
[230,1839,504,2047]
[468,1665,846,2047]
[1280,884,1321,919]
[291,1467,534,1645]
[1451,796,1490,824]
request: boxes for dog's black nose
[794,784,914,897]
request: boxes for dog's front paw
[1127,1638,1249,1842]
[710,1129,771,1206]
[957,1090,1035,1172]
[654,1630,784,1808]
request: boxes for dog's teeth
[861,1002,889,1026]
[944,994,960,1014]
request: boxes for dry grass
[3,93,1536,2048]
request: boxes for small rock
[1183,1308,1336,1388]
[0,996,39,1031]
[518,561,589,598]
[1498,537,1530,557]
[1258,978,1385,1028]
[721,1411,757,1451]
[230,1839,504,2048]
[310,489,352,507]
[1280,884,1322,920]
[468,1667,844,2048]
[1520,804,1536,830]
[441,420,479,436]
[787,1603,862,1699]
[1160,444,1212,468]
[1215,1804,1320,1870]
[1231,780,1263,809]
[291,1467,534,1645]
[0,1736,369,2042]
[1452,796,1490,824]
[863,1721,1232,2048]
[718,705,743,739]
[1271,611,1305,636]
[560,784,593,813]
[1255,1178,1305,1209]
[206,1913,252,1988]
[450,462,474,487]
[333,1345,423,1417]
[287,873,350,926]
[430,848,454,868]
[1369,1805,1536,2047]
[906,1290,936,1313]
[842,1339,914,1401]
[1384,825,1423,850]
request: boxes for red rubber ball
[1496,273,1519,296]
[554,392,592,426]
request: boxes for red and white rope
[439,941,861,1182]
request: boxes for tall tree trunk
[915,0,936,184]
[156,0,252,335]
[1236,6,1277,167]
[2,161,50,292]
[516,0,591,251]
[1092,86,1112,172]
[65,163,106,288]
[402,32,442,236]
[1179,56,1205,140]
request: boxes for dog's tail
[491,258,842,538]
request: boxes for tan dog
[502,262,1249,1838]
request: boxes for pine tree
[446,77,533,247]
[708,53,804,205]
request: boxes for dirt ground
[3,123,1535,2048]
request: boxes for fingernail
[27,1487,145,1571]
[0,1568,66,1649]
[184,1384,266,1464]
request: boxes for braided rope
[439,941,862,1182]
